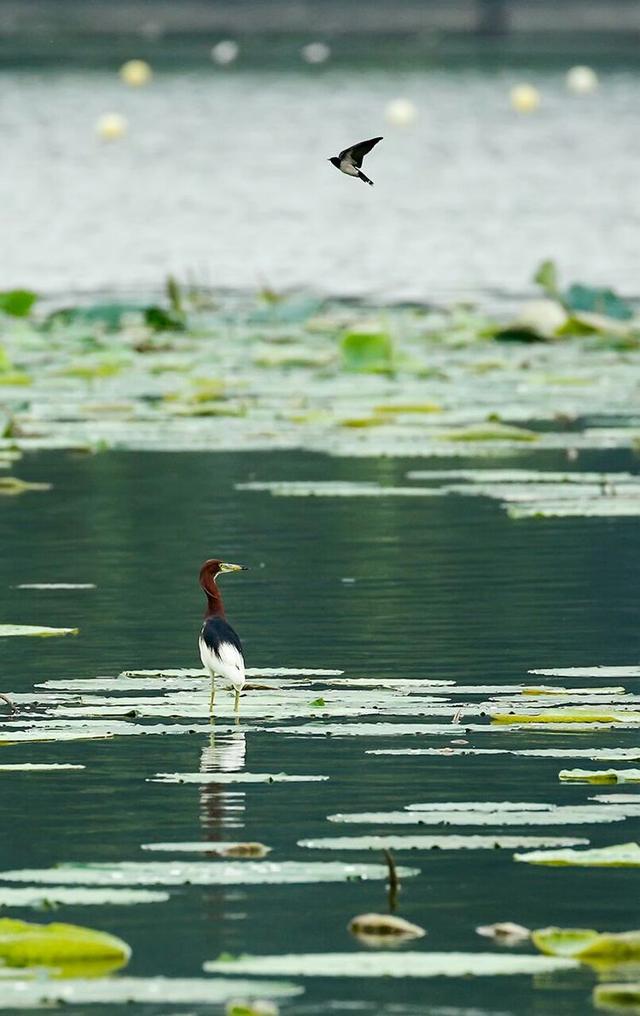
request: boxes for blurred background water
[1,59,639,300]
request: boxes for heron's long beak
[220,562,248,573]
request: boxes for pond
[1,445,640,1013]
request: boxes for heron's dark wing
[200,616,244,659]
[338,136,383,168]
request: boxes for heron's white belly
[199,638,245,691]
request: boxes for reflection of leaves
[341,330,393,372]
[0,289,37,318]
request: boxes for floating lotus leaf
[148,772,328,784]
[0,625,78,638]
[0,977,301,1006]
[0,861,418,886]
[0,917,130,970]
[514,843,640,867]
[0,764,84,771]
[204,951,576,978]
[299,835,588,851]
[236,481,443,498]
[0,887,168,906]
[559,769,640,784]
[593,982,640,1013]
[327,805,632,826]
[533,927,640,964]
[368,748,640,760]
[491,711,637,725]
[529,667,640,679]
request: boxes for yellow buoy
[566,65,599,95]
[510,83,541,113]
[385,97,417,126]
[96,113,128,141]
[119,59,152,87]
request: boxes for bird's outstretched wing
[339,136,383,168]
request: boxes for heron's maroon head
[199,559,247,614]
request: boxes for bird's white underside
[340,160,360,177]
[199,638,245,691]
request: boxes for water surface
[1,447,640,1013]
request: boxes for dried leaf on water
[141,842,271,858]
[476,923,531,945]
[348,912,426,946]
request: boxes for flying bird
[329,136,383,186]
[198,559,247,714]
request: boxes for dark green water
[1,448,640,1014]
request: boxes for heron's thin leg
[234,688,240,713]
[209,678,216,718]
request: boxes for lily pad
[299,835,588,851]
[0,888,169,907]
[348,913,426,945]
[148,772,328,784]
[205,951,576,978]
[559,769,640,784]
[514,842,640,867]
[0,977,302,1006]
[16,584,96,590]
[327,806,629,826]
[593,983,640,1013]
[0,917,130,969]
[532,926,640,963]
[0,861,418,886]
[0,625,78,638]
[0,764,84,772]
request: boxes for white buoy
[211,40,239,65]
[119,59,152,87]
[301,42,330,64]
[96,112,128,141]
[385,97,417,126]
[510,83,541,113]
[566,65,599,95]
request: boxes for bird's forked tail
[358,171,374,186]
